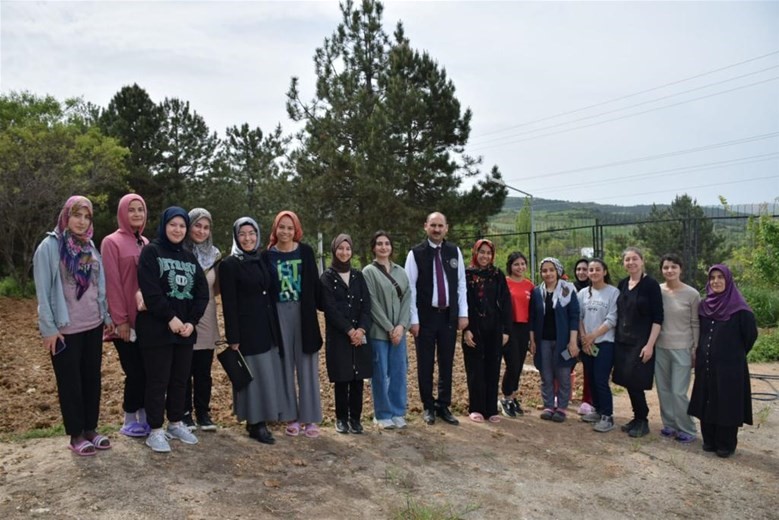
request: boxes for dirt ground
[1,296,778,519]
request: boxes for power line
[469,65,779,147]
[472,49,779,140]
[530,153,779,195]
[469,76,779,152]
[502,131,779,182]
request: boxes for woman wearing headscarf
[363,231,411,430]
[321,234,372,434]
[529,257,579,423]
[136,206,209,453]
[655,253,700,444]
[182,208,222,431]
[614,247,663,438]
[219,217,291,445]
[261,211,323,438]
[462,239,512,423]
[688,265,757,458]
[101,193,150,438]
[33,196,113,456]
[500,251,534,417]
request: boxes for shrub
[748,328,779,363]
[740,285,779,328]
[0,276,35,298]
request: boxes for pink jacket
[101,194,149,336]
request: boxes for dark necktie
[434,247,446,308]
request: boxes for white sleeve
[404,250,419,326]
[456,247,468,318]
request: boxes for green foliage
[732,213,779,288]
[748,329,779,363]
[286,0,505,263]
[740,285,779,328]
[391,495,480,520]
[0,276,35,297]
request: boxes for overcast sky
[2,1,778,208]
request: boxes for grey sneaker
[374,418,396,430]
[167,422,199,444]
[582,411,601,423]
[146,429,171,453]
[391,416,407,429]
[593,415,615,433]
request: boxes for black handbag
[216,344,253,391]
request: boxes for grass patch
[384,466,416,490]
[748,328,779,363]
[391,495,480,520]
[0,276,35,298]
[1,423,118,442]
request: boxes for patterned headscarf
[56,196,96,300]
[699,264,752,321]
[231,217,261,259]
[184,208,220,270]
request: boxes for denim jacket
[33,233,110,337]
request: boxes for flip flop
[488,415,501,424]
[285,421,301,437]
[303,423,320,438]
[469,412,485,423]
[68,439,96,457]
[120,421,149,438]
[88,434,112,450]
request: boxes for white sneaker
[593,415,615,433]
[167,422,199,444]
[146,429,171,453]
[391,416,407,429]
[373,418,396,430]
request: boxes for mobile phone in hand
[591,344,600,357]
[561,349,572,361]
[53,338,66,356]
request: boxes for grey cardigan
[362,261,411,341]
[33,232,110,337]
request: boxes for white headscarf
[231,217,261,259]
[184,208,220,270]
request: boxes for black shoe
[335,419,350,434]
[500,399,517,418]
[348,418,363,434]
[512,398,524,416]
[182,412,196,431]
[423,408,436,425]
[436,406,459,425]
[702,443,716,453]
[716,449,734,458]
[197,413,217,432]
[248,424,275,445]
[621,418,638,433]
[628,419,650,438]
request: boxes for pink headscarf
[56,196,96,299]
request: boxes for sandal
[285,421,301,437]
[120,421,149,438]
[303,423,320,438]
[488,415,501,424]
[88,434,112,450]
[468,412,485,423]
[68,439,96,457]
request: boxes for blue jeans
[540,340,571,411]
[371,337,408,420]
[582,341,615,416]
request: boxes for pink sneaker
[578,402,594,415]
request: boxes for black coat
[320,268,372,383]
[688,310,758,427]
[218,254,283,357]
[464,267,513,354]
[261,243,323,354]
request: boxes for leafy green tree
[633,194,722,286]
[0,92,128,285]
[286,0,505,263]
[733,211,779,288]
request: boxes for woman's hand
[568,342,580,359]
[104,322,116,336]
[502,333,510,346]
[639,344,654,363]
[463,330,476,348]
[168,317,184,334]
[179,323,195,338]
[115,323,131,342]
[529,338,536,356]
[136,290,146,312]
[582,342,593,356]
[390,325,404,346]
[230,343,240,351]
[42,334,64,355]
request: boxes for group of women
[34,195,758,459]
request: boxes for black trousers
[141,344,193,429]
[463,325,502,417]
[185,349,214,417]
[627,387,649,421]
[502,322,529,397]
[701,421,738,453]
[51,325,104,436]
[113,339,146,414]
[415,312,457,410]
[334,380,364,421]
